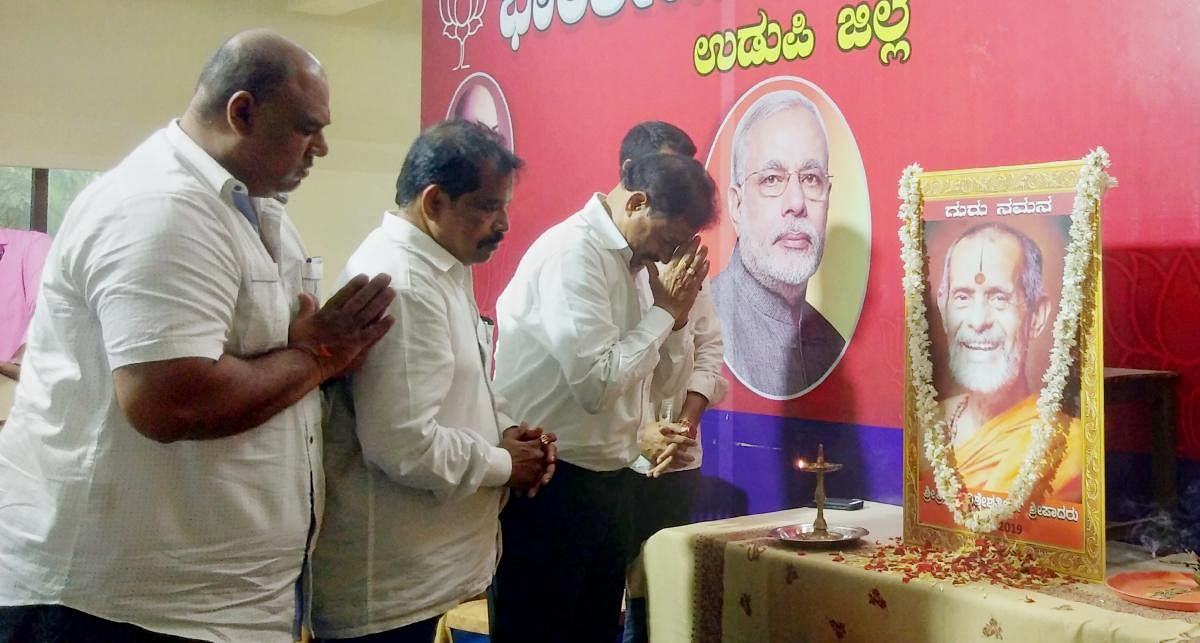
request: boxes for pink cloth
[0,229,52,362]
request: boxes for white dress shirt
[311,214,512,638]
[0,122,322,642]
[632,278,728,474]
[493,194,689,472]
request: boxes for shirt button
[308,436,314,444]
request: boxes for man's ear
[626,190,649,215]
[227,90,255,136]
[1028,295,1051,338]
[936,286,950,333]
[727,184,743,231]
[419,184,445,221]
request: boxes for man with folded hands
[0,30,398,642]
[489,148,717,643]
[617,121,730,643]
[310,120,556,643]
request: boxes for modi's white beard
[741,218,825,287]
[947,326,1024,395]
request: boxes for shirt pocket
[476,317,495,375]
[232,263,290,354]
[301,257,323,299]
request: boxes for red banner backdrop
[421,1,1200,477]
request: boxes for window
[0,167,33,231]
[0,166,101,235]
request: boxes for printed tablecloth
[643,503,1200,642]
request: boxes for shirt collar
[163,120,252,207]
[381,212,463,275]
[579,193,634,262]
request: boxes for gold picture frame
[901,159,1106,581]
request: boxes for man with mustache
[310,120,556,642]
[935,222,1082,502]
[711,90,844,398]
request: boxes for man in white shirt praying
[617,122,731,643]
[0,30,396,642]
[310,120,556,643]
[488,151,717,643]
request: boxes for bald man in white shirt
[0,30,395,642]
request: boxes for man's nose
[966,295,992,331]
[495,208,510,233]
[311,131,329,158]
[781,174,807,217]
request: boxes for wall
[0,0,423,291]
[419,0,1200,534]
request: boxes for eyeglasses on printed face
[741,169,833,201]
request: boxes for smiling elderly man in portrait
[936,222,1082,502]
[712,90,844,398]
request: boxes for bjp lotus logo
[439,0,487,70]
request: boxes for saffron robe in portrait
[952,393,1083,503]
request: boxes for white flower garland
[898,149,1114,533]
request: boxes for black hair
[622,153,718,230]
[618,121,697,169]
[395,120,524,206]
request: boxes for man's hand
[648,237,709,329]
[113,275,395,443]
[288,273,396,381]
[679,390,710,439]
[501,423,557,496]
[1,346,24,381]
[641,421,698,477]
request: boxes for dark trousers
[489,461,636,643]
[314,615,440,643]
[622,468,700,643]
[627,468,699,560]
[0,604,205,643]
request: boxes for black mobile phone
[810,497,864,511]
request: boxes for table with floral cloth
[643,502,1200,643]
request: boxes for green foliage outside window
[48,169,100,235]
[0,166,100,234]
[0,167,32,230]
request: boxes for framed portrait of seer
[902,159,1106,580]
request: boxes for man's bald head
[190,29,322,122]
[180,29,331,196]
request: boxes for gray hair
[937,222,1045,309]
[730,90,829,186]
